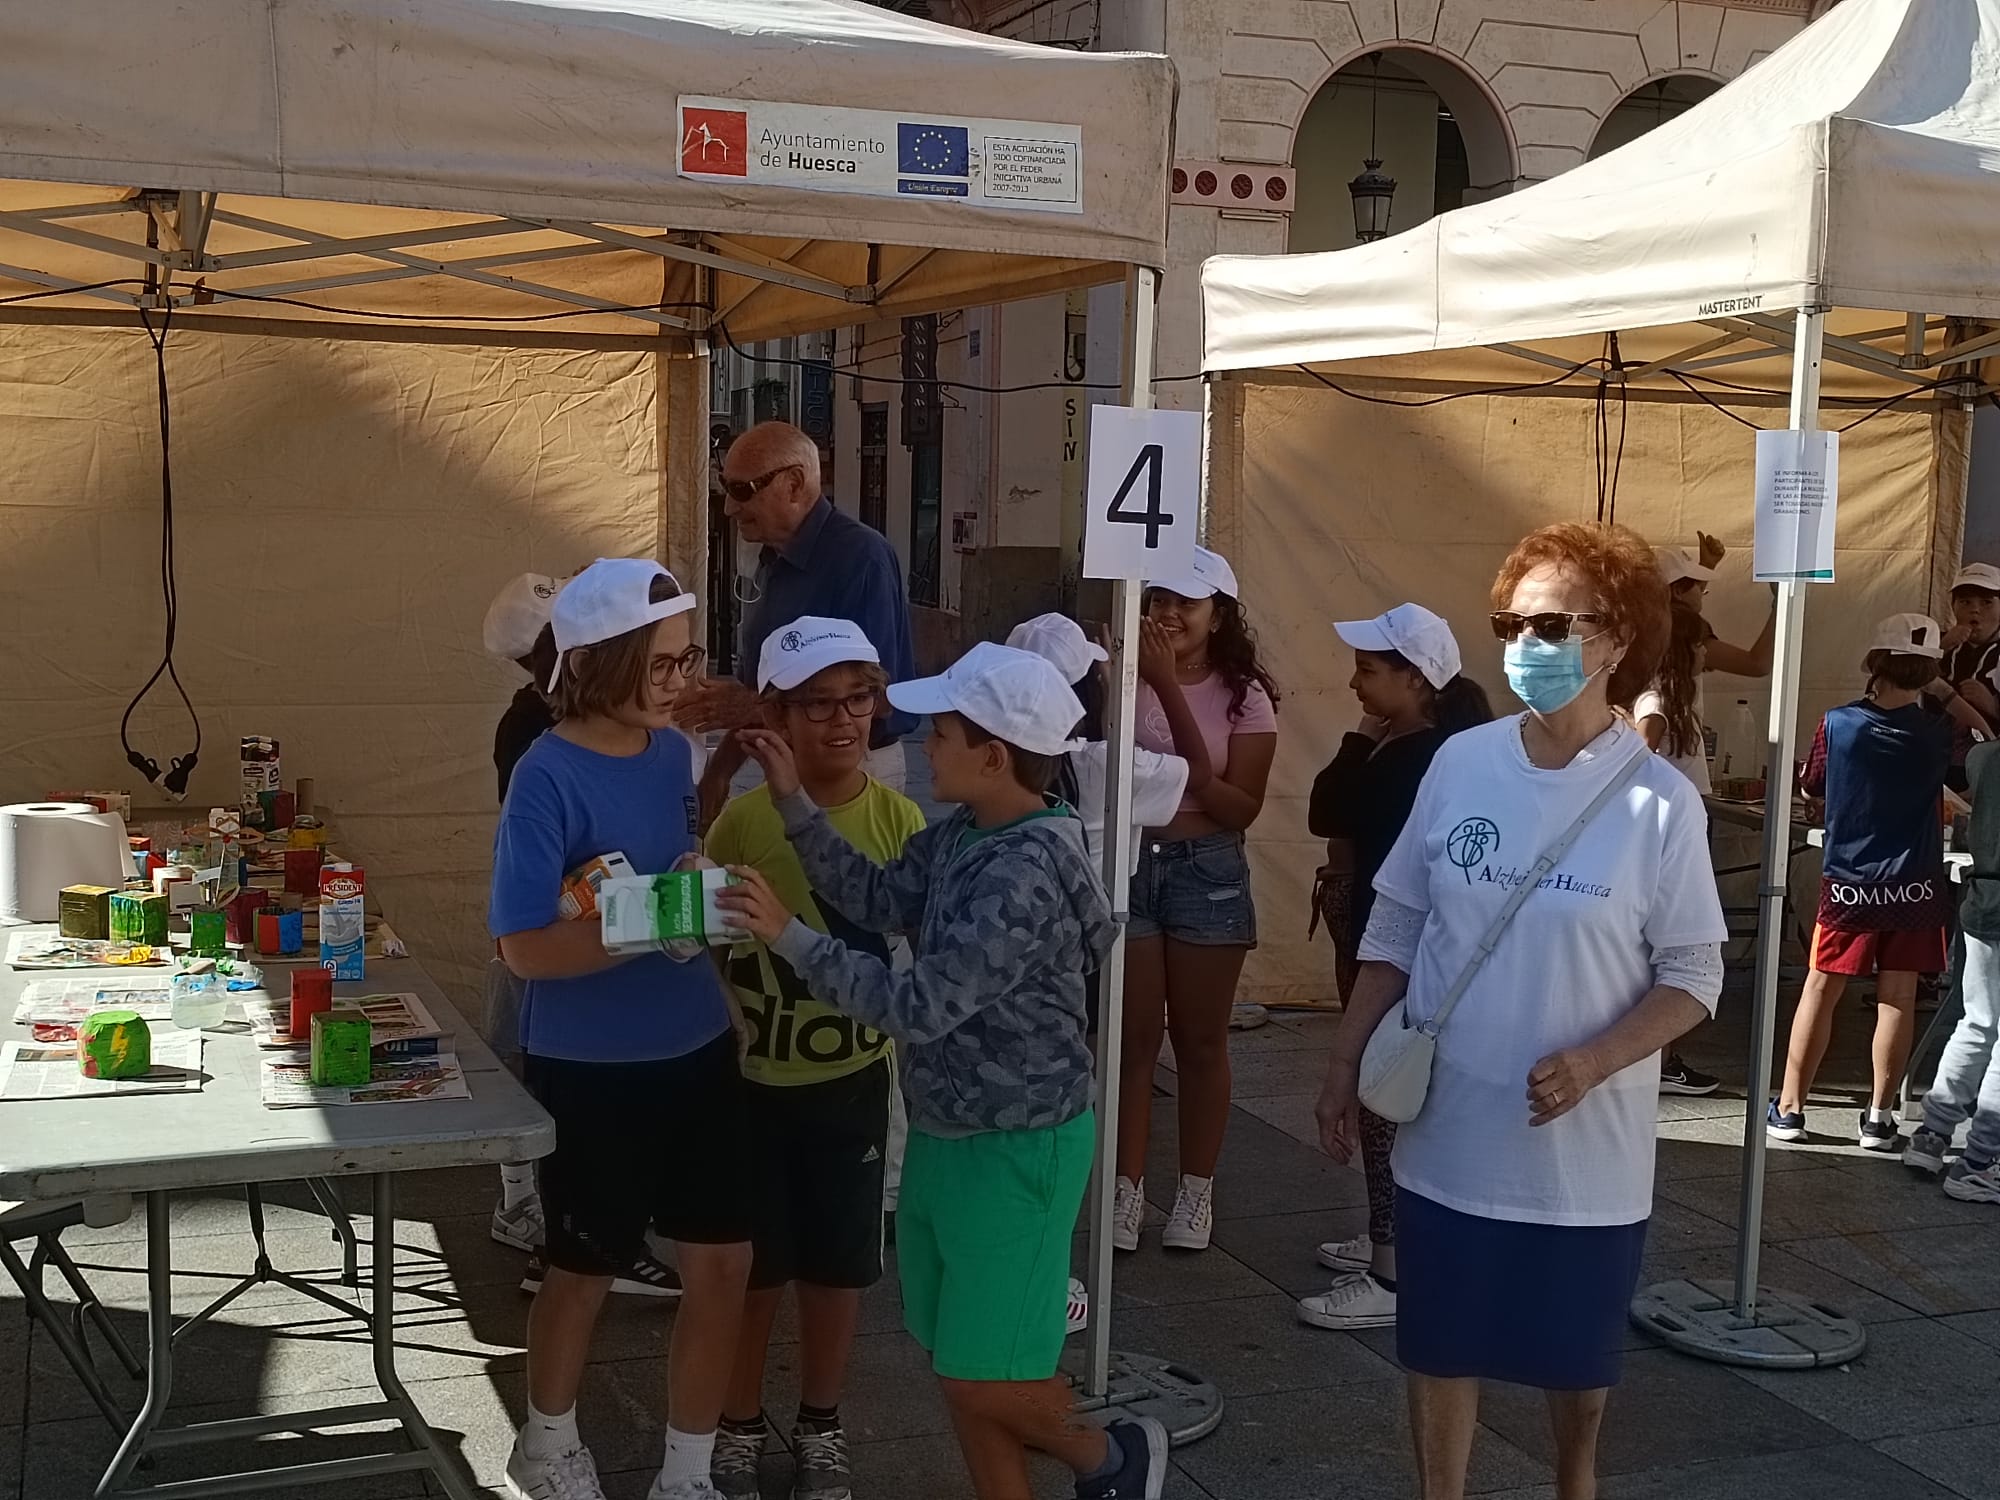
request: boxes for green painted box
[309,1012,372,1087]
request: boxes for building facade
[718,1,1825,663]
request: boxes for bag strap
[1422,745,1653,1038]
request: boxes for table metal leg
[96,1190,175,1498]
[304,1178,361,1287]
[0,1233,131,1432]
[43,1233,146,1380]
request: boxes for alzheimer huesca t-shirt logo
[1447,817,1499,884]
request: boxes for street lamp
[1347,53,1398,243]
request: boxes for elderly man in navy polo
[681,421,917,813]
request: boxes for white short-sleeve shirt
[1068,740,1190,877]
[1631,687,1712,795]
[1373,717,1726,1227]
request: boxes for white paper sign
[1754,429,1839,583]
[1082,407,1201,581]
[677,98,1082,214]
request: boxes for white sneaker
[506,1440,608,1500]
[1316,1234,1371,1274]
[1066,1276,1089,1335]
[1112,1176,1144,1253]
[1161,1175,1214,1251]
[491,1195,545,1253]
[1297,1273,1398,1330]
[1229,1002,1270,1030]
[646,1477,723,1500]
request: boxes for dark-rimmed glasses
[1489,611,1605,644]
[720,464,803,505]
[650,645,708,684]
[780,690,879,724]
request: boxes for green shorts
[896,1110,1095,1382]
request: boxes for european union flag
[897,122,969,178]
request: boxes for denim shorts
[1127,830,1257,947]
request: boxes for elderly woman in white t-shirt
[1315,523,1725,1500]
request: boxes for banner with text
[677,97,1083,215]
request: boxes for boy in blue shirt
[720,642,1169,1500]
[491,558,752,1500]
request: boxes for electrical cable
[119,302,201,798]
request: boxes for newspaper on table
[0,1028,203,1101]
[6,930,172,970]
[13,976,174,1029]
[258,1049,469,1109]
[247,991,444,1050]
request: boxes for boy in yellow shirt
[704,616,924,1500]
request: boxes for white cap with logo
[758,616,881,692]
[1871,612,1945,659]
[1334,603,1463,689]
[1952,562,2000,595]
[483,573,565,661]
[888,641,1084,755]
[1147,545,1239,601]
[1005,613,1109,686]
[548,558,697,690]
[1656,546,1717,585]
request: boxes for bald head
[721,421,823,548]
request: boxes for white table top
[0,929,554,1202]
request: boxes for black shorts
[747,1060,891,1291]
[524,1031,753,1275]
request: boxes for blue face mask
[1505,633,1593,715]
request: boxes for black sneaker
[1858,1111,1901,1152]
[1076,1415,1168,1500]
[1765,1099,1807,1142]
[1660,1054,1722,1096]
[519,1247,683,1298]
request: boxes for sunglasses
[720,464,802,505]
[1489,611,1605,644]
[649,644,708,685]
[781,689,879,724]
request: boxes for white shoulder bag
[1357,746,1652,1124]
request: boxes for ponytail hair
[1432,674,1494,736]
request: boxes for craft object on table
[109,890,169,947]
[59,884,115,940]
[601,867,740,954]
[77,1010,152,1079]
[310,1012,373,1087]
[289,966,333,1039]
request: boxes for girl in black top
[1301,605,1490,1333]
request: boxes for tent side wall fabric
[0,323,660,1008]
[1206,371,1965,1007]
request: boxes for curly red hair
[1490,523,1669,710]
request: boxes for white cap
[1871,613,1944,659]
[1334,603,1462,690]
[548,558,697,690]
[483,573,564,661]
[757,616,880,692]
[1656,546,1716,585]
[1953,562,2000,594]
[1147,545,1239,601]
[1005,613,1108,686]
[887,641,1083,755]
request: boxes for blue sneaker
[1076,1416,1168,1500]
[1766,1099,1807,1143]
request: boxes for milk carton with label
[600,867,741,957]
[318,862,366,980]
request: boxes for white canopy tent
[0,1,1185,1487]
[1200,0,2000,1364]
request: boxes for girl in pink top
[1113,546,1280,1254]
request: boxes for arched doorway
[1290,50,1515,254]
[1588,75,1724,159]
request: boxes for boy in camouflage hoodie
[722,642,1170,1500]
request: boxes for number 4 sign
[1082,406,1201,581]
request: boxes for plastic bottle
[1724,699,1761,778]
[170,958,228,1030]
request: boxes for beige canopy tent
[1200,0,1999,1362]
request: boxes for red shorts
[1809,923,1949,977]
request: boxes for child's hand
[736,728,802,799]
[1136,618,1178,691]
[715,866,790,945]
[1697,530,1726,570]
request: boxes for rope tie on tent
[119,301,202,799]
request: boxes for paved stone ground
[5,981,1999,1499]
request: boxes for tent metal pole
[1083,264,1156,1398]
[1734,307,1822,1320]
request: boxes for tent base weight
[1632,1279,1866,1369]
[1066,1350,1224,1446]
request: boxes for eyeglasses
[720,464,802,505]
[650,645,707,684]
[1489,611,1605,644]
[782,690,879,724]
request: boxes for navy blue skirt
[1396,1187,1648,1391]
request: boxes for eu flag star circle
[913,128,952,171]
